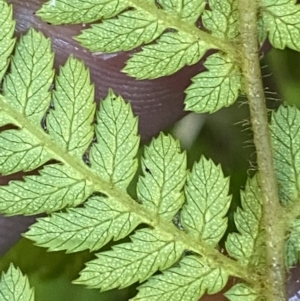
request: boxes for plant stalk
[237,1,286,300]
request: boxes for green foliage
[270,105,300,205]
[261,0,300,51]
[0,264,34,301]
[184,53,241,113]
[226,176,264,267]
[134,255,228,301]
[2,0,300,300]
[182,157,231,246]
[225,283,259,301]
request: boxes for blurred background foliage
[0,47,300,301]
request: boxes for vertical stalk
[237,1,286,300]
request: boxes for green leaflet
[75,10,165,52]
[0,129,51,174]
[270,105,300,205]
[124,31,211,79]
[181,157,231,246]
[25,195,141,252]
[48,56,95,159]
[0,164,93,215]
[90,90,140,191]
[261,0,300,51]
[285,218,300,267]
[75,228,185,290]
[224,283,259,301]
[226,176,264,267]
[0,264,34,301]
[0,0,15,82]
[202,0,239,39]
[137,133,186,221]
[134,255,228,301]
[184,53,241,113]
[37,0,128,24]
[3,28,54,126]
[158,0,206,23]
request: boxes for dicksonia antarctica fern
[1,0,300,301]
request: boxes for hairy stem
[237,1,286,300]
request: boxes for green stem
[237,1,286,300]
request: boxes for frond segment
[134,255,228,301]
[260,0,300,51]
[48,56,95,159]
[3,29,54,126]
[137,134,186,221]
[37,0,128,24]
[75,228,185,290]
[182,157,231,246]
[25,195,142,252]
[270,105,300,205]
[184,53,241,113]
[0,264,34,301]
[90,90,140,191]
[0,0,15,82]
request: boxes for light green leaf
[270,105,300,205]
[3,28,54,126]
[0,113,12,127]
[25,195,141,252]
[226,176,264,267]
[124,31,210,79]
[225,283,259,301]
[90,90,139,191]
[137,134,186,221]
[285,232,300,267]
[202,0,239,39]
[158,0,206,23]
[0,0,15,82]
[75,228,185,290]
[181,157,230,246]
[47,56,95,159]
[0,164,93,215]
[261,0,300,51]
[184,53,241,113]
[37,0,128,24]
[0,129,51,175]
[285,218,300,267]
[134,255,228,301]
[0,264,34,301]
[75,10,165,52]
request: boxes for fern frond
[3,1,300,300]
[0,264,34,301]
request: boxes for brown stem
[237,1,286,300]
